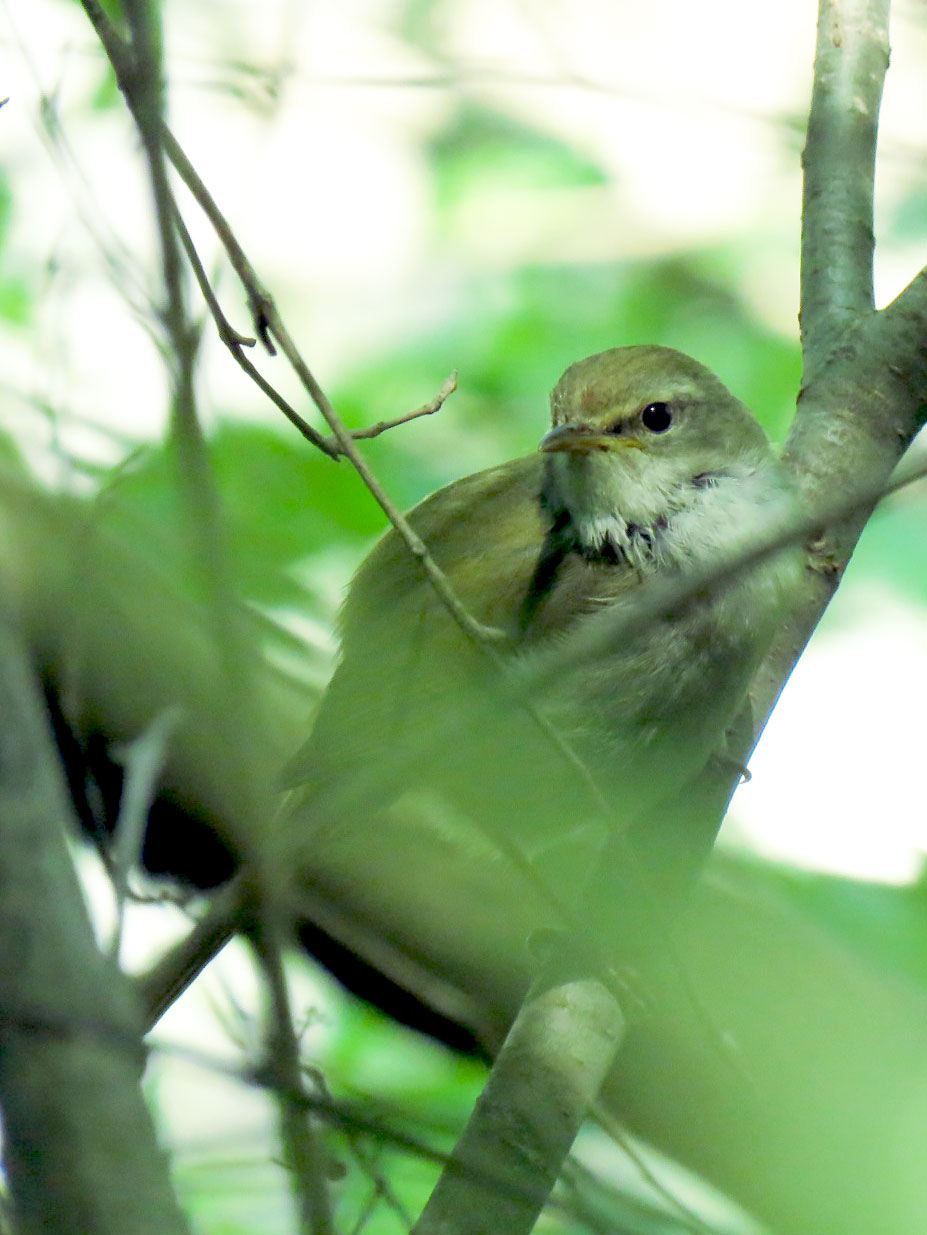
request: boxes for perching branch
[763,0,920,734]
[800,0,888,363]
[410,2,926,1229]
[412,958,624,1235]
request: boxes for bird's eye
[641,402,673,433]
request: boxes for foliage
[4,1,927,1232]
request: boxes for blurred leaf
[0,423,28,474]
[84,425,382,608]
[428,104,608,214]
[209,421,382,599]
[0,279,30,326]
[718,851,927,991]
[837,490,927,608]
[330,256,801,518]
[326,996,484,1126]
[397,0,446,46]
[0,175,29,327]
[90,65,121,112]
[888,186,927,245]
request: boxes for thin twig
[135,878,245,1033]
[561,1155,720,1235]
[82,0,507,647]
[249,896,333,1235]
[250,303,510,644]
[108,707,182,963]
[146,1034,590,1220]
[304,1064,413,1231]
[177,204,455,456]
[173,208,337,456]
[591,1104,718,1235]
[343,372,458,445]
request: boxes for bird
[283,345,800,947]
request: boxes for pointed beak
[539,424,635,454]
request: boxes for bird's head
[540,346,777,564]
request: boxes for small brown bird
[288,346,799,918]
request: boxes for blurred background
[4,0,927,1230]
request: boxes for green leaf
[839,493,927,608]
[428,102,608,219]
[719,852,927,991]
[888,187,927,245]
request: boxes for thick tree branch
[412,960,624,1235]
[800,0,889,362]
[420,7,923,1221]
[746,0,920,786]
[0,618,190,1235]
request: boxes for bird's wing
[283,455,641,846]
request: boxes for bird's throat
[523,458,785,631]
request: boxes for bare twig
[249,895,333,1235]
[343,371,459,445]
[591,1104,718,1235]
[173,209,337,456]
[108,707,182,962]
[78,7,277,1057]
[246,302,510,643]
[178,206,456,457]
[147,1030,595,1219]
[304,1064,413,1230]
[135,878,245,1033]
[80,0,506,649]
[97,0,273,847]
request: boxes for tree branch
[80,0,508,651]
[412,958,624,1235]
[0,618,190,1235]
[173,208,337,457]
[800,0,889,363]
[248,895,333,1235]
[344,372,458,444]
[135,878,245,1032]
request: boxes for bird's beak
[539,424,635,454]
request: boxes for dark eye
[641,402,673,433]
